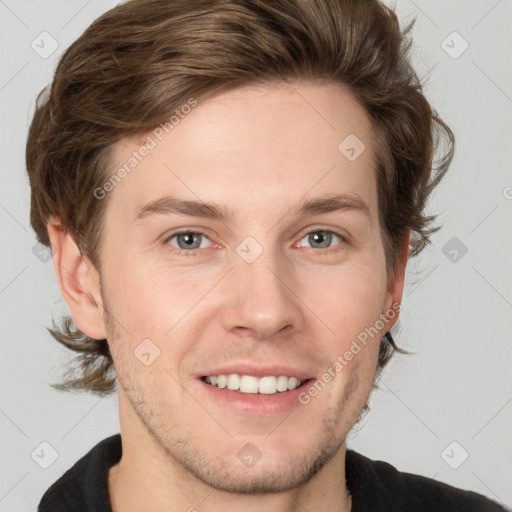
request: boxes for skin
[48,81,409,512]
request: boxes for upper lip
[196,363,315,380]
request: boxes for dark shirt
[38,434,509,511]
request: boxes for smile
[202,374,307,395]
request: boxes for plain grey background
[1,0,511,510]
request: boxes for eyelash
[163,228,347,257]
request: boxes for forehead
[106,82,377,223]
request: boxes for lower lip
[197,379,315,415]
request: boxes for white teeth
[240,375,259,393]
[276,375,289,392]
[288,377,298,391]
[217,375,227,389]
[226,374,240,390]
[259,376,277,394]
[203,374,304,394]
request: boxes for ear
[47,218,107,340]
[383,229,411,332]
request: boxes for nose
[221,248,304,340]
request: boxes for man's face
[98,82,401,492]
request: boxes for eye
[297,229,345,250]
[165,231,212,253]
[163,228,346,257]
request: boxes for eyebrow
[134,193,369,222]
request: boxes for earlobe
[47,218,107,340]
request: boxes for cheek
[300,256,387,331]
[296,256,388,393]
[101,254,213,343]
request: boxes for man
[27,0,507,510]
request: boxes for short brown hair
[26,0,454,395]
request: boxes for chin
[158,416,345,494]
[181,445,341,494]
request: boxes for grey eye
[299,230,342,249]
[168,232,210,250]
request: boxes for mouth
[200,374,311,395]
[196,365,316,414]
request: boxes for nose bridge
[221,237,301,339]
